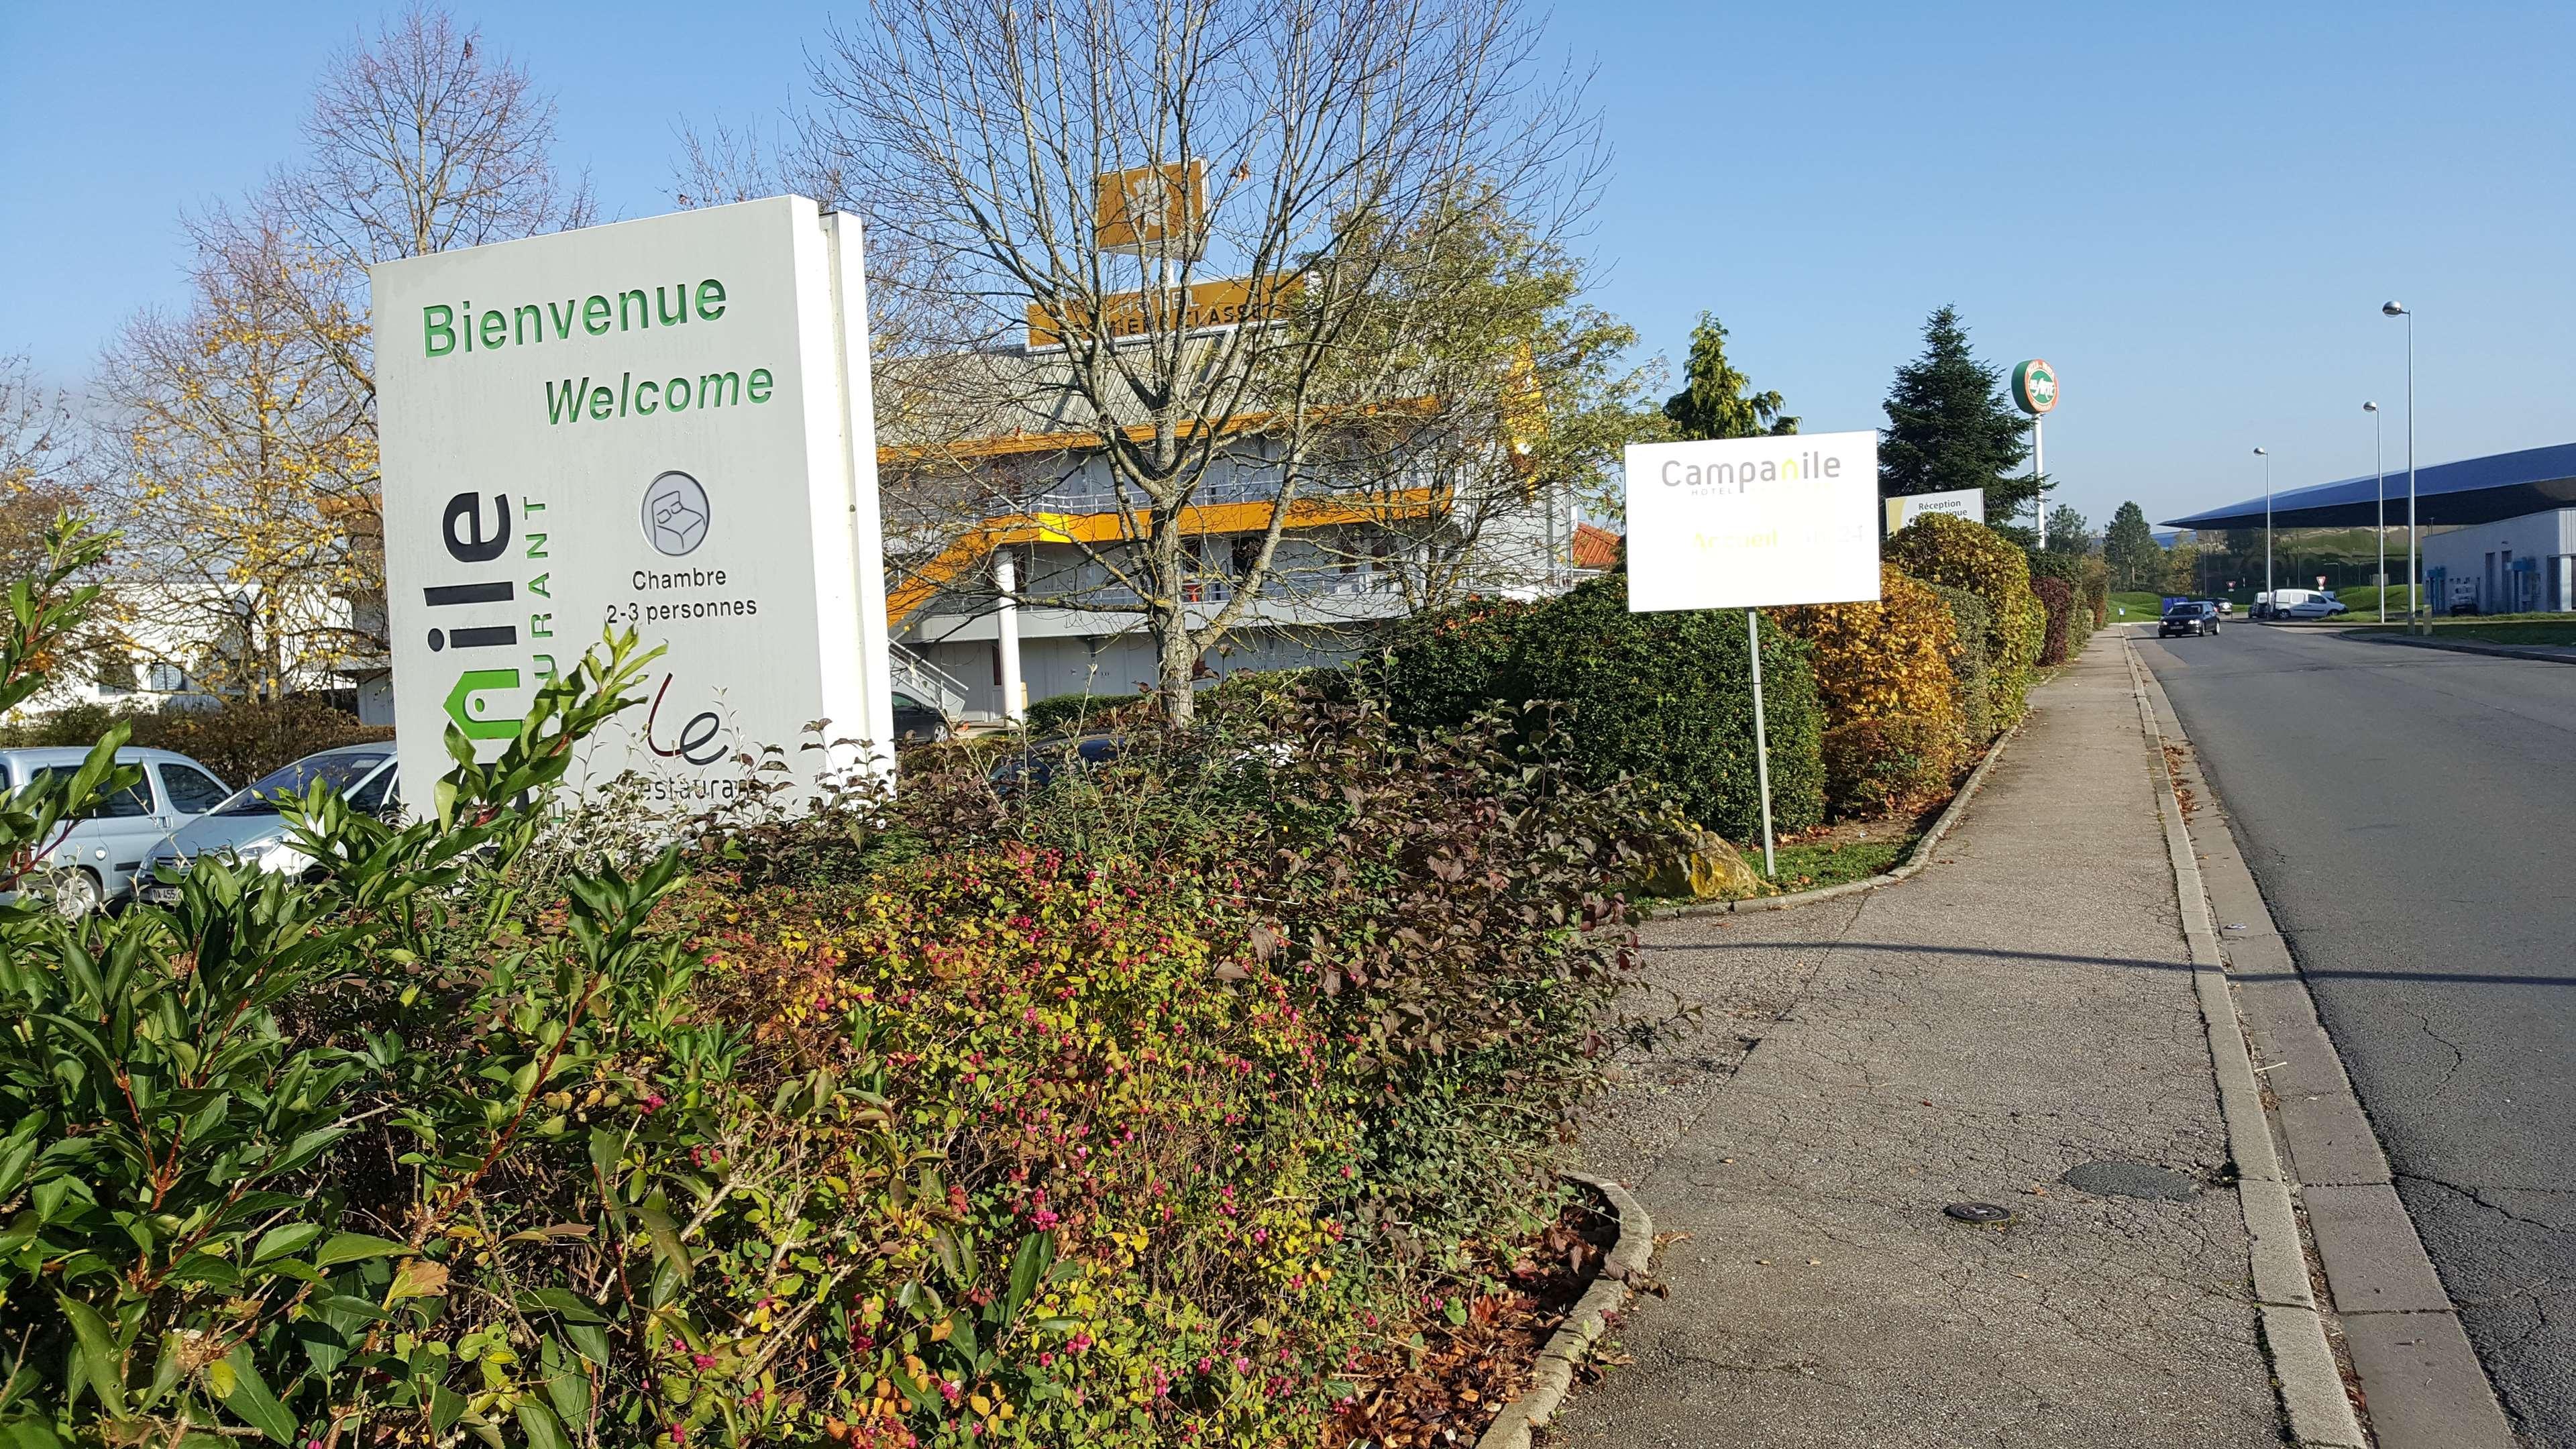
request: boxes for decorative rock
[1640,828,1764,901]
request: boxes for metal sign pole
[2033,415,2046,547]
[1746,608,1776,877]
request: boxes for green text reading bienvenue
[423,280,730,357]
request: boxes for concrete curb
[2337,630,2576,665]
[1650,681,2038,920]
[2122,637,2366,1448]
[1474,1173,1655,1449]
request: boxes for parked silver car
[0,746,235,916]
[136,744,398,904]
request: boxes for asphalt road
[2136,623,2576,1444]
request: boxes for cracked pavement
[2142,625,2576,1444]
[1554,645,2284,1448]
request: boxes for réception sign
[1883,486,1984,535]
[1623,431,1882,612]
[372,196,896,810]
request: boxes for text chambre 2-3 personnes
[416,278,780,423]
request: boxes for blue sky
[3,2,2569,531]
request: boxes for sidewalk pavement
[1553,643,2288,1448]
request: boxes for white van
[0,747,235,917]
[2254,588,2348,621]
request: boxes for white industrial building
[2421,509,2576,615]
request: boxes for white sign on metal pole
[373,196,895,813]
[1623,430,1882,874]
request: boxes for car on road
[0,747,235,917]
[2253,588,2339,620]
[2277,593,2349,620]
[135,744,399,904]
[2158,602,2223,637]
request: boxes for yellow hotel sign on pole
[1095,160,1206,255]
[1026,276,1292,350]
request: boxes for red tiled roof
[1572,523,1622,572]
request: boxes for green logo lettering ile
[445,668,524,741]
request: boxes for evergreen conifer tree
[1663,313,1796,440]
[2045,504,2092,555]
[2103,501,2161,589]
[1878,305,2035,525]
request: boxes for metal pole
[2257,447,2273,614]
[2406,311,2418,630]
[1746,608,1775,878]
[2033,416,2046,547]
[2370,404,2385,622]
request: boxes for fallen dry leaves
[1322,1197,1618,1448]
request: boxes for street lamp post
[2255,447,2272,616]
[2365,401,2384,622]
[2383,303,2416,626]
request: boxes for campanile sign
[372,196,896,809]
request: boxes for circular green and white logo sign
[2012,359,2059,415]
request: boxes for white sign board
[373,196,895,812]
[1623,431,1882,612]
[1883,486,1984,535]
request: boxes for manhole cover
[1943,1201,2015,1224]
[2063,1161,2198,1202]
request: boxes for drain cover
[2063,1161,2198,1201]
[1943,1201,2014,1224]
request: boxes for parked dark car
[987,733,1123,795]
[2159,602,2222,637]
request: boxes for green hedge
[1889,514,2045,729]
[2034,576,2076,667]
[1381,575,1825,840]
[1925,582,1996,746]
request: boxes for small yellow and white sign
[1095,160,1206,256]
[1622,431,1881,613]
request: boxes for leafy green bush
[1821,714,1958,816]
[2034,576,2076,667]
[2080,557,2110,638]
[1924,583,1996,747]
[1379,576,1823,840]
[1769,566,1961,727]
[2024,549,2086,590]
[1375,598,1535,730]
[0,515,1647,1449]
[1888,514,2044,728]
[686,680,1651,1444]
[1017,690,1149,737]
[0,694,392,788]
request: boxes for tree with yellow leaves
[94,222,378,702]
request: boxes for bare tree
[805,0,1597,724]
[0,354,90,583]
[274,3,593,288]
